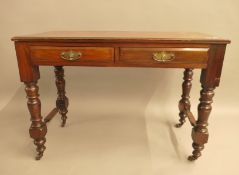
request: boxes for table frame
[12,32,230,161]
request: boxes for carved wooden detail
[188,86,215,161]
[54,66,69,127]
[176,68,193,128]
[25,82,47,160]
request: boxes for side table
[12,31,230,160]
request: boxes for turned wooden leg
[25,82,47,160]
[176,68,193,128]
[54,66,69,127]
[188,86,215,161]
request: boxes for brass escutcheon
[61,50,81,61]
[152,51,175,62]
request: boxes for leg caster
[188,143,204,161]
[34,138,46,160]
[175,112,187,128]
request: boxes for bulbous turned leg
[188,86,215,161]
[176,68,193,128]
[54,66,69,127]
[25,82,47,160]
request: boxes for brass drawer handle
[61,50,82,61]
[152,51,175,62]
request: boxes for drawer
[30,46,114,65]
[119,48,209,68]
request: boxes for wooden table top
[12,31,230,44]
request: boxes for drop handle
[152,51,175,62]
[61,50,82,61]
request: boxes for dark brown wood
[15,42,40,82]
[11,31,230,44]
[54,66,69,127]
[44,108,58,123]
[186,111,196,127]
[200,45,227,88]
[30,46,114,65]
[12,31,230,161]
[187,44,228,161]
[120,48,208,68]
[176,69,193,127]
[188,86,214,161]
[25,82,47,160]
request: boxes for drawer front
[30,46,114,65]
[119,48,209,68]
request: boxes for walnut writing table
[12,31,230,161]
